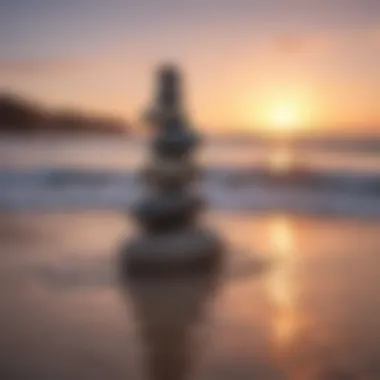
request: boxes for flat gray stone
[142,157,199,188]
[121,227,223,276]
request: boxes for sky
[0,0,379,133]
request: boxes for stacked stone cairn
[122,64,222,275]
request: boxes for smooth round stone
[121,228,223,276]
[153,123,199,159]
[131,192,203,231]
[144,106,183,129]
[142,158,199,188]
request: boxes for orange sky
[0,0,379,134]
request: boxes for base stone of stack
[121,228,223,276]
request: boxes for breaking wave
[1,167,380,216]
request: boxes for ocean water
[0,135,379,215]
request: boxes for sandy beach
[1,211,380,379]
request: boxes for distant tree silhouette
[0,94,45,131]
[0,93,128,134]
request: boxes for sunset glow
[0,0,379,132]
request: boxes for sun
[246,88,314,135]
[250,99,305,135]
[270,104,299,131]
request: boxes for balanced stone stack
[122,65,222,274]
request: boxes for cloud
[273,24,380,58]
[273,34,332,55]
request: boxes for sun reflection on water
[268,143,295,175]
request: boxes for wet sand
[1,211,380,379]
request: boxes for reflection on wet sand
[266,215,318,379]
[266,215,334,379]
[266,216,294,377]
[264,215,380,379]
[267,215,297,347]
[121,266,220,380]
[2,212,380,379]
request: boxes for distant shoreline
[0,93,129,135]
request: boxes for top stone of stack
[145,65,199,160]
[147,65,183,125]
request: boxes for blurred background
[1,1,380,379]
[0,0,379,210]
